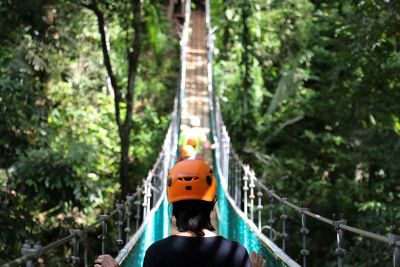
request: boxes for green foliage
[0,0,178,264]
[213,0,400,265]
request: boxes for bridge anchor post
[300,206,310,267]
[256,187,263,231]
[268,188,275,240]
[242,166,249,216]
[115,200,124,251]
[280,197,288,252]
[125,194,134,242]
[98,210,108,254]
[135,186,142,231]
[21,240,41,267]
[389,225,400,267]
[69,228,81,267]
[333,214,346,267]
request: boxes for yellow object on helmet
[167,159,217,203]
[181,144,196,158]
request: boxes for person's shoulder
[213,236,246,249]
[144,237,176,267]
[213,237,251,267]
[146,236,175,251]
[217,236,242,245]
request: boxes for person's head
[181,144,196,160]
[189,115,201,127]
[167,159,217,236]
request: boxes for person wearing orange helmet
[178,115,215,161]
[141,159,257,267]
[94,160,265,267]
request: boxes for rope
[1,197,135,267]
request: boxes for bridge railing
[115,0,192,265]
[2,191,139,267]
[205,1,400,267]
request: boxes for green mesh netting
[213,161,286,267]
[120,196,170,267]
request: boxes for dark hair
[172,200,215,237]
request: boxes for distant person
[94,160,265,267]
[178,116,215,160]
[178,144,197,161]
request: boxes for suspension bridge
[3,1,400,267]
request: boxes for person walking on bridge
[94,160,265,267]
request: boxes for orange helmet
[167,160,217,203]
[187,138,197,148]
[181,144,196,158]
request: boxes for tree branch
[88,0,123,129]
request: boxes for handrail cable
[1,192,138,267]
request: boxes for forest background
[1,0,400,266]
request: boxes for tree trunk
[120,131,131,197]
[88,0,142,196]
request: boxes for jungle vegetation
[1,0,399,266]
[212,0,400,266]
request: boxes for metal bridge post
[115,200,124,251]
[125,194,134,242]
[281,197,288,252]
[69,228,80,267]
[242,166,249,216]
[257,186,263,231]
[389,225,400,267]
[145,177,153,215]
[249,170,256,222]
[222,128,230,181]
[228,159,234,196]
[142,180,149,219]
[99,211,108,254]
[333,214,346,267]
[300,207,310,267]
[135,186,142,231]
[268,188,275,240]
[21,240,31,267]
[21,240,39,267]
[235,162,241,206]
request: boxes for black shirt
[143,235,251,267]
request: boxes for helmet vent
[206,176,212,185]
[185,186,192,190]
[177,177,199,182]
